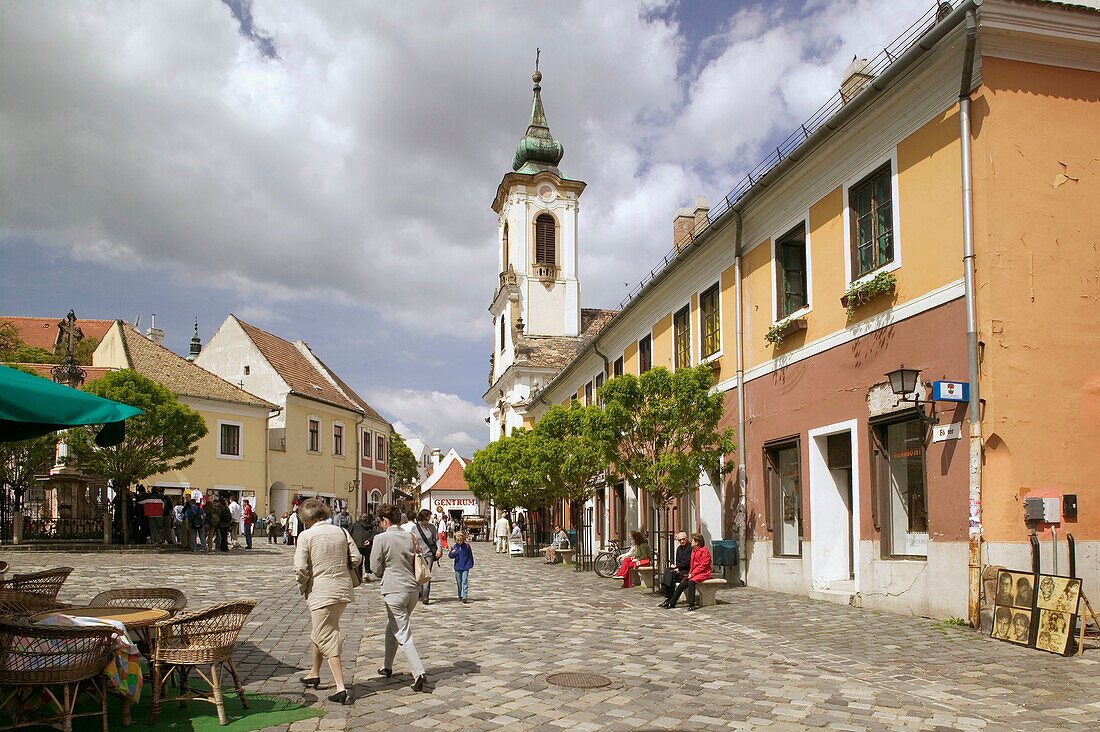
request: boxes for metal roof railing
[618,1,955,310]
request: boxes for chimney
[840,57,874,102]
[673,207,694,253]
[693,195,710,232]
[187,318,202,361]
[431,448,442,469]
[145,313,165,347]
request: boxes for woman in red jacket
[661,533,711,610]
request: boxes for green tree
[464,429,547,514]
[0,321,21,360]
[12,346,58,364]
[531,401,611,536]
[597,364,735,569]
[63,336,100,366]
[389,432,420,499]
[68,370,207,544]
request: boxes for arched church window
[502,223,509,271]
[535,214,556,266]
[500,315,505,352]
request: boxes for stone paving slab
[8,541,1099,730]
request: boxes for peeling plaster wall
[971,58,1100,560]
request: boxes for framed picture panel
[992,570,1081,655]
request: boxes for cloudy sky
[1,0,951,455]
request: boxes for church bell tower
[488,60,586,393]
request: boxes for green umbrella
[0,364,141,446]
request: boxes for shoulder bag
[411,534,432,586]
[343,529,362,588]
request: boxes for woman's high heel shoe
[328,689,352,705]
[412,675,426,692]
[300,676,320,688]
[377,667,392,678]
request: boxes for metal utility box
[1024,496,1061,523]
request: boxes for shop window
[700,283,720,359]
[673,305,691,369]
[776,224,808,318]
[873,417,928,558]
[850,163,893,278]
[308,419,320,453]
[765,439,802,557]
[639,335,652,374]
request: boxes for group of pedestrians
[293,501,479,704]
[116,485,258,550]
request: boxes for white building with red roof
[418,448,483,523]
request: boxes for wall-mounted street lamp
[885,366,938,424]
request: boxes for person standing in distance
[494,512,511,554]
[370,504,428,691]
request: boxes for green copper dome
[512,70,564,174]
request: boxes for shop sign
[433,498,477,507]
[932,422,962,443]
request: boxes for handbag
[343,529,362,588]
[413,551,432,586]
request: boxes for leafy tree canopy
[597,364,735,508]
[530,401,610,504]
[389,432,419,490]
[464,429,548,512]
[68,370,208,491]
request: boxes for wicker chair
[88,588,187,617]
[0,568,74,601]
[0,619,115,732]
[149,600,256,726]
[0,590,70,619]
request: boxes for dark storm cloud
[221,0,279,60]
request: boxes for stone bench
[695,578,727,607]
[542,546,573,564]
[634,566,658,589]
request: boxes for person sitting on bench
[545,526,569,563]
[615,530,651,588]
[662,533,711,610]
[660,531,692,604]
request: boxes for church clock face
[538,185,554,201]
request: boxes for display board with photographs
[991,569,1081,655]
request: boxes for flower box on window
[841,272,896,317]
[764,317,807,347]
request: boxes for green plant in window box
[764,317,807,347]
[841,271,896,318]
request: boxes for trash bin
[711,539,739,584]
[566,529,577,548]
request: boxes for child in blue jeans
[448,531,474,604]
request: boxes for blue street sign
[932,381,969,402]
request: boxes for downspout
[958,4,982,627]
[354,413,366,516]
[732,209,747,585]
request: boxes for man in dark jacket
[350,513,376,580]
[660,532,692,604]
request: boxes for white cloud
[369,388,487,456]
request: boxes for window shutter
[535,215,555,265]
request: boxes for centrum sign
[434,498,478,507]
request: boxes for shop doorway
[809,421,859,591]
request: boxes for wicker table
[33,606,170,726]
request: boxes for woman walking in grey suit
[369,503,427,691]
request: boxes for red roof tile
[23,364,117,382]
[2,316,115,351]
[428,460,470,492]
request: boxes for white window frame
[697,280,723,363]
[307,415,321,454]
[333,421,345,457]
[216,420,244,460]
[769,213,814,325]
[841,150,902,287]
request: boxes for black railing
[22,516,104,541]
[618,1,954,310]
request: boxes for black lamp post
[884,366,937,424]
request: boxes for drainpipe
[958,5,982,628]
[732,209,747,583]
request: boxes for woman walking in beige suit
[294,499,361,704]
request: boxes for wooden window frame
[333,423,344,457]
[363,430,371,459]
[307,418,320,453]
[613,356,624,378]
[534,213,556,267]
[673,305,691,369]
[776,224,808,319]
[638,335,652,374]
[849,163,894,278]
[699,283,720,359]
[218,421,242,459]
[376,434,386,463]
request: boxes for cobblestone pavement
[11,541,1100,730]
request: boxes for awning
[0,364,141,446]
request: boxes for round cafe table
[32,606,170,727]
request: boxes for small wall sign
[932,422,962,443]
[932,381,969,402]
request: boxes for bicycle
[592,539,624,578]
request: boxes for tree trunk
[119,482,131,546]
